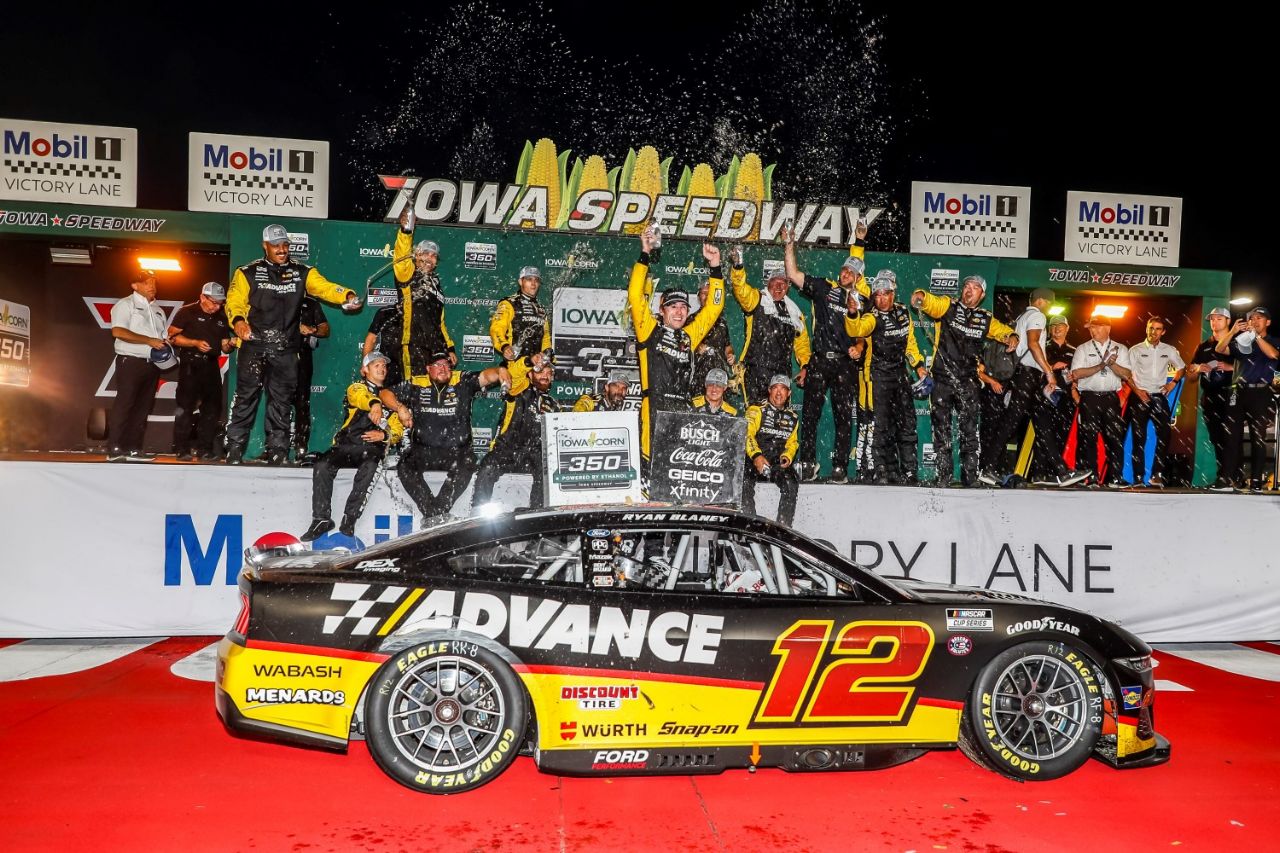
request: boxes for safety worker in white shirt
[1068,314,1134,488]
[1125,317,1186,487]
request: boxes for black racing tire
[364,639,527,794]
[962,640,1104,781]
[87,407,108,441]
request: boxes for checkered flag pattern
[4,159,120,179]
[322,583,407,635]
[1077,227,1168,242]
[203,171,315,191]
[923,217,1017,234]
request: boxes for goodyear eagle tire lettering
[963,641,1103,781]
[364,639,527,794]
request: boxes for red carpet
[1,639,1276,851]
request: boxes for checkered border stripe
[322,583,407,635]
[1077,227,1169,243]
[203,171,315,191]
[923,217,1017,234]
[3,159,120,179]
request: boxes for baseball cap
[660,289,690,308]
[705,368,729,387]
[262,224,289,244]
[201,282,226,302]
[130,268,156,284]
[428,350,451,364]
[606,369,631,386]
[870,271,897,293]
[519,265,541,280]
[769,374,791,389]
[841,256,865,276]
[414,240,440,256]
[963,274,987,293]
[1247,306,1272,319]
[1047,315,1069,328]
[149,343,179,370]
[1086,314,1112,327]
[766,269,789,284]
[1030,287,1056,303]
[362,351,390,368]
[1205,306,1231,320]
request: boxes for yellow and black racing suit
[690,396,739,417]
[490,293,550,365]
[390,227,455,378]
[743,400,800,526]
[472,356,562,508]
[845,302,925,483]
[730,266,811,404]
[311,378,403,526]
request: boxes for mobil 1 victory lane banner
[3,461,1277,640]
[910,181,1030,258]
[1065,190,1182,267]
[649,411,746,506]
[188,131,329,218]
[1,118,136,207]
[542,411,644,506]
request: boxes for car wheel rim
[386,655,506,773]
[990,654,1090,761]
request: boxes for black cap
[660,289,690,308]
[428,350,451,364]
[1029,287,1055,303]
[1247,306,1272,319]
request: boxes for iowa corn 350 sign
[381,176,882,245]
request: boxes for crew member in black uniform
[302,352,403,541]
[574,370,632,412]
[911,275,1017,487]
[785,221,867,483]
[471,353,561,509]
[490,266,551,365]
[628,230,725,460]
[291,295,329,458]
[730,248,811,406]
[380,351,509,523]
[169,282,233,461]
[1029,314,1078,481]
[743,375,800,526]
[844,270,928,484]
[225,223,360,465]
[691,368,738,416]
[1188,307,1237,490]
[389,207,455,378]
[689,277,736,394]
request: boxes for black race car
[216,505,1169,793]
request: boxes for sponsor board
[551,288,639,387]
[0,298,31,387]
[1065,191,1181,267]
[1,118,137,207]
[465,241,497,270]
[543,411,643,505]
[462,334,494,364]
[188,131,329,218]
[911,181,1030,258]
[929,267,961,298]
[560,684,640,711]
[648,411,746,506]
[945,608,994,632]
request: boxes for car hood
[894,578,1047,605]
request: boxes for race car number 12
[755,620,934,723]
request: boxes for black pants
[1030,392,1077,479]
[471,436,545,509]
[312,443,385,522]
[992,367,1069,478]
[1076,391,1126,483]
[398,443,478,517]
[799,355,856,474]
[854,403,873,477]
[1126,392,1172,482]
[108,355,160,453]
[869,371,917,480]
[172,355,224,454]
[1200,386,1233,481]
[293,351,314,452]
[226,344,298,453]
[742,463,800,527]
[930,373,981,484]
[1230,386,1277,484]
[978,385,1010,473]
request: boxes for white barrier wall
[0,461,1276,642]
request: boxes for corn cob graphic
[519,137,560,229]
[622,145,662,234]
[732,152,765,240]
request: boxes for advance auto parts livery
[216,506,1169,793]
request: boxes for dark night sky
[2,3,1271,304]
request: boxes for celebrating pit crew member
[983,288,1088,488]
[1126,317,1186,488]
[380,351,509,524]
[490,266,551,366]
[843,270,926,484]
[107,269,170,461]
[977,337,1016,475]
[629,231,725,460]
[690,276,736,394]
[291,295,329,458]
[225,224,361,466]
[389,207,456,378]
[1035,314,1080,479]
[784,221,866,483]
[1069,315,1134,488]
[169,282,233,461]
[471,352,562,509]
[743,374,801,527]
[575,370,631,412]
[691,368,739,416]
[302,352,403,541]
[729,242,811,407]
[1188,307,1237,490]
[1217,307,1279,490]
[910,275,1017,487]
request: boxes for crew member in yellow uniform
[730,250,811,405]
[628,230,724,460]
[490,266,551,365]
[471,352,561,509]
[302,351,403,541]
[691,368,738,416]
[390,206,456,378]
[743,374,800,526]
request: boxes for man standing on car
[743,375,800,526]
[169,282,233,461]
[1126,317,1186,488]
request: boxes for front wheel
[364,639,527,794]
[961,641,1104,781]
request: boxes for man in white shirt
[1126,317,1186,487]
[1069,314,1134,487]
[108,270,171,462]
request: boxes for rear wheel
[364,640,526,794]
[962,641,1103,780]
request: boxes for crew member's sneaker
[226,446,245,465]
[176,451,195,462]
[124,450,156,462]
[1054,470,1091,488]
[265,450,287,467]
[301,519,334,542]
[1207,478,1235,492]
[1147,474,1165,489]
[800,463,820,483]
[106,448,127,462]
[339,515,358,537]
[828,470,849,485]
[977,469,1002,487]
[1106,479,1132,489]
